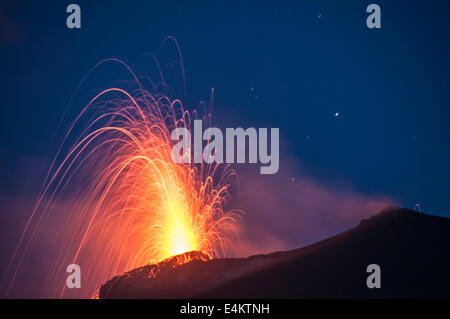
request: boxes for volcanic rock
[100,206,450,298]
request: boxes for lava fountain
[3,38,241,298]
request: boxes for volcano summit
[99,206,450,299]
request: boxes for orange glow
[162,198,199,256]
[53,85,242,288]
[51,85,240,296]
[4,45,241,298]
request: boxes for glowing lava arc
[4,42,242,298]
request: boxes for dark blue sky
[1,0,449,216]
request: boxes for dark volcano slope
[100,206,450,298]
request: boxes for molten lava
[4,41,241,298]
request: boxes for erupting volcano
[3,38,241,298]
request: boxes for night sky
[1,0,450,297]
[1,1,450,231]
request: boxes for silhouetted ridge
[100,206,450,298]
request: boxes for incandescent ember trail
[4,39,242,298]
